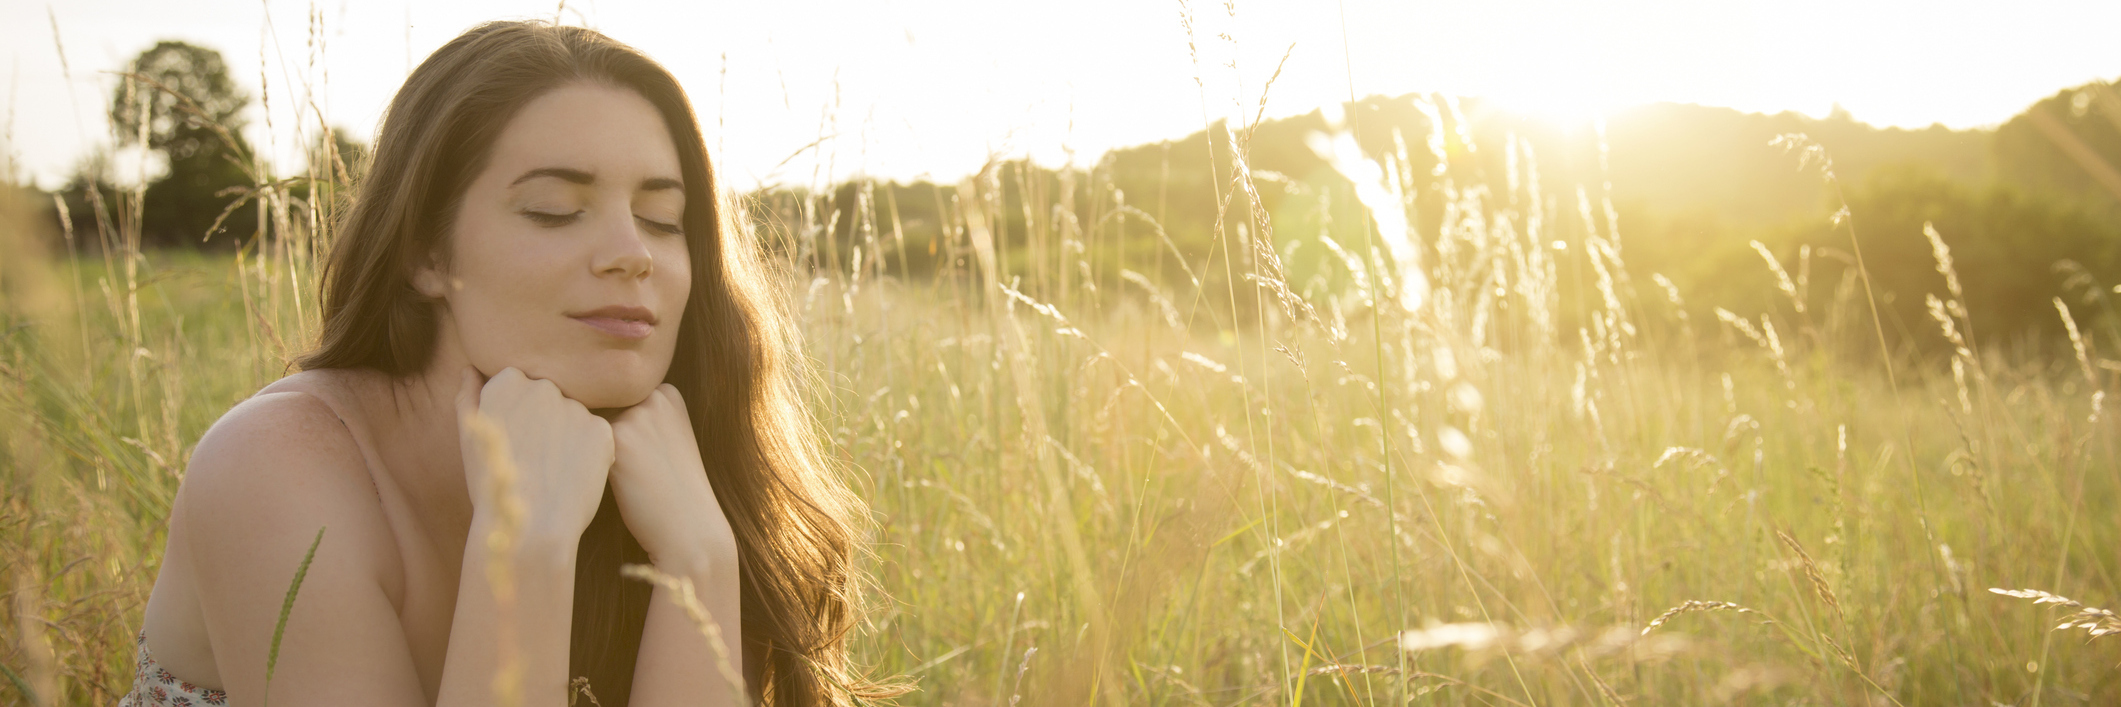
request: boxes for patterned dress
[117,631,228,707]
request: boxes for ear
[410,254,453,299]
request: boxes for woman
[123,20,892,706]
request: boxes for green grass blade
[0,661,38,707]
[264,525,326,707]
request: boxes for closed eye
[521,210,581,227]
[637,216,684,236]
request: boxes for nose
[591,210,653,280]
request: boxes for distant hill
[1092,94,1999,233]
[1601,102,1994,225]
[1996,82,2121,215]
[797,81,2121,350]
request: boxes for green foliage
[0,662,37,706]
[308,125,369,186]
[753,93,2108,354]
[1823,168,2119,346]
[1605,103,1993,226]
[102,41,258,249]
[1996,80,2121,215]
[1623,165,2121,357]
[108,41,249,157]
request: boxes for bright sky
[4,0,2117,192]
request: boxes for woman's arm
[440,367,618,705]
[432,516,581,706]
[605,386,747,705]
[628,552,745,705]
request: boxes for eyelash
[640,218,685,236]
[521,210,684,236]
[522,210,578,227]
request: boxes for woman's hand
[609,385,739,574]
[456,366,614,541]
[610,386,748,701]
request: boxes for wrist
[647,542,737,582]
[470,512,583,569]
[634,516,738,570]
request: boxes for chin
[562,381,659,409]
[549,372,663,409]
[495,351,669,410]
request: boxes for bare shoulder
[174,381,399,586]
[255,366,382,406]
[187,381,369,488]
[161,379,427,701]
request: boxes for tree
[1995,79,2121,217]
[308,125,368,185]
[109,40,257,248]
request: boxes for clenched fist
[609,385,739,575]
[456,367,614,540]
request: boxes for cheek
[656,242,693,316]
[447,219,571,337]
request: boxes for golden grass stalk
[1641,601,1760,636]
[568,677,603,707]
[8,568,57,707]
[619,564,747,704]
[1774,529,1841,621]
[1923,222,1964,302]
[1751,240,1804,314]
[1989,589,2121,640]
[463,411,525,707]
[2054,298,2098,389]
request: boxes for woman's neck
[371,334,479,551]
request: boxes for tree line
[26,41,2121,355]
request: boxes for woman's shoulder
[149,370,421,697]
[254,366,384,407]
[195,368,377,478]
[174,369,401,577]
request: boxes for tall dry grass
[4,13,2120,707]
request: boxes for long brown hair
[299,20,889,705]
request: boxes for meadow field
[4,100,2121,707]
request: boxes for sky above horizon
[3,0,2117,192]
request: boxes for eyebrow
[511,167,593,186]
[510,167,684,192]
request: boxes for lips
[569,305,658,340]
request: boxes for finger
[590,415,617,465]
[657,384,690,418]
[487,366,525,388]
[484,366,534,404]
[615,387,667,426]
[518,371,565,403]
[456,366,486,424]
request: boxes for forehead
[485,82,684,185]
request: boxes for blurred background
[5,0,2120,336]
[7,0,2120,186]
[5,1,2121,705]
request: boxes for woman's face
[420,81,692,409]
